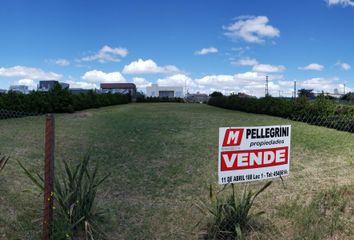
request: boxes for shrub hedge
[0,84,130,114]
[208,95,354,132]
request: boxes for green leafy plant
[18,155,110,239]
[0,153,9,173]
[197,182,272,240]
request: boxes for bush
[197,182,272,239]
[208,95,354,133]
[18,156,110,239]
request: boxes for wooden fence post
[43,114,55,240]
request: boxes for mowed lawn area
[2,103,354,239]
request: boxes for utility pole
[265,75,269,97]
[294,81,297,98]
[278,90,281,98]
[344,83,346,94]
[184,78,187,99]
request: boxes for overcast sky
[0,0,353,97]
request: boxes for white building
[146,84,184,98]
[9,85,29,94]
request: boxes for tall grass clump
[0,153,9,174]
[18,155,110,239]
[276,186,349,240]
[197,182,272,240]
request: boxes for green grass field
[2,103,354,239]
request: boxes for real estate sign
[218,125,291,184]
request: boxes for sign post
[218,125,291,184]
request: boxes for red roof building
[100,83,136,96]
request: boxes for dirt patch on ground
[72,112,93,118]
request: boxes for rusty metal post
[43,114,55,240]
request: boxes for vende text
[221,147,288,171]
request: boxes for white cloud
[231,46,250,56]
[157,74,193,86]
[81,70,126,83]
[137,70,290,97]
[195,72,280,89]
[278,80,294,87]
[277,78,348,95]
[326,0,354,7]
[300,77,341,92]
[234,57,258,66]
[252,64,286,73]
[81,45,128,63]
[64,80,98,89]
[122,59,180,74]
[194,47,218,55]
[53,59,70,66]
[195,75,235,89]
[0,66,62,80]
[341,63,351,70]
[336,62,351,70]
[194,71,282,96]
[299,63,324,71]
[157,74,207,93]
[132,77,151,89]
[224,16,280,43]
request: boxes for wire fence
[290,114,354,132]
[1,105,354,239]
[0,108,45,240]
[0,108,38,119]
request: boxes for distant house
[327,93,344,99]
[236,92,255,98]
[38,80,69,92]
[186,92,209,103]
[146,84,184,98]
[9,85,29,94]
[100,83,136,96]
[314,92,344,99]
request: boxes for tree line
[0,83,130,114]
[208,91,354,133]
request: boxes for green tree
[298,88,315,99]
[209,91,223,97]
[340,92,354,101]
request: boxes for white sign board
[218,125,291,184]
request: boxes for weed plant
[18,155,110,239]
[197,182,272,240]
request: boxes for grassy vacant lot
[1,103,354,239]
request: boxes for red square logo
[222,128,244,147]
